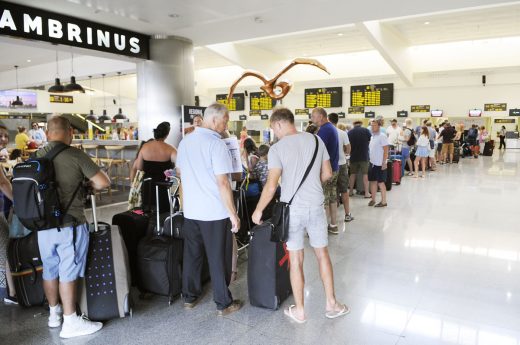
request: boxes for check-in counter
[505,138,520,149]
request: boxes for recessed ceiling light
[302,53,308,57]
[424,21,430,25]
[26,59,31,62]
[254,16,264,24]
[168,13,180,18]
[337,33,344,37]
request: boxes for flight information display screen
[304,87,342,108]
[250,92,276,110]
[351,83,393,106]
[216,93,245,111]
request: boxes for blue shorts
[38,224,90,283]
[401,147,411,160]
[368,164,387,183]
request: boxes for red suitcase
[392,159,402,185]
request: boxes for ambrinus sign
[0,1,149,59]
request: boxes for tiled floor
[2,149,520,345]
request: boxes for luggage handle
[155,185,160,235]
[91,194,98,233]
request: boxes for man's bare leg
[43,279,60,307]
[313,247,345,312]
[288,249,306,321]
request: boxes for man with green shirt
[35,116,110,339]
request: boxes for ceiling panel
[193,47,233,69]
[388,3,520,45]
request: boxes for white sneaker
[48,304,63,328]
[59,314,103,339]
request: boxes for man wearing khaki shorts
[252,107,349,324]
[347,121,371,198]
[439,122,455,164]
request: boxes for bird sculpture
[227,58,330,102]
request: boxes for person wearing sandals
[252,107,350,324]
[368,117,389,207]
[413,127,430,178]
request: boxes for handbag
[270,135,319,243]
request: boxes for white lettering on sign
[23,14,42,35]
[0,9,16,30]
[48,19,63,38]
[129,37,140,54]
[67,23,82,43]
[114,33,125,50]
[97,29,110,47]
[86,26,93,44]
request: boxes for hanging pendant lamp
[85,76,98,122]
[64,53,85,93]
[11,65,23,107]
[113,72,127,120]
[48,51,65,93]
[98,74,111,123]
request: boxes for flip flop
[325,304,350,319]
[374,202,387,207]
[284,305,306,324]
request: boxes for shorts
[323,171,339,204]
[416,146,429,158]
[441,143,454,156]
[368,163,387,183]
[38,224,90,283]
[437,143,443,152]
[349,161,368,175]
[401,147,411,161]
[336,164,349,193]
[286,205,328,251]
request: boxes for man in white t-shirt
[368,118,389,207]
[386,119,400,150]
[328,113,353,231]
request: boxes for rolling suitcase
[79,196,132,321]
[385,161,393,191]
[136,183,183,305]
[248,222,291,310]
[392,159,402,185]
[453,143,460,163]
[7,231,46,307]
[483,141,494,156]
[112,208,150,286]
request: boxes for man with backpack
[21,116,110,338]
[466,124,479,158]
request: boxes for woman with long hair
[414,126,430,178]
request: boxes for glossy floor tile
[1,150,520,345]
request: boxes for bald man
[35,116,110,339]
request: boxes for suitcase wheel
[168,299,173,306]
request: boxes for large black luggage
[112,208,149,286]
[453,143,460,163]
[7,231,46,307]
[78,196,132,321]
[385,161,393,191]
[137,183,183,305]
[483,141,494,156]
[248,222,291,310]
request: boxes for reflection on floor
[2,150,520,345]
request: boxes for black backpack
[12,143,81,231]
[406,128,417,146]
[467,128,477,139]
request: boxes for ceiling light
[11,65,23,107]
[113,72,127,121]
[64,53,85,93]
[98,74,111,123]
[48,51,65,93]
[85,76,98,122]
[424,21,430,25]
[26,59,31,63]
[337,33,344,37]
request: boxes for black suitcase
[385,161,393,191]
[483,142,494,156]
[137,183,183,305]
[453,144,460,163]
[78,196,132,321]
[248,222,291,310]
[7,231,46,307]
[112,208,150,286]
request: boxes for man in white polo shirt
[176,103,242,316]
[368,117,389,207]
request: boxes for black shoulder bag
[270,135,319,243]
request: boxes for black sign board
[494,119,516,124]
[365,111,375,118]
[348,106,364,114]
[351,83,393,106]
[295,108,309,116]
[397,110,408,118]
[49,94,73,104]
[338,112,346,119]
[304,87,342,108]
[239,115,247,120]
[509,109,520,116]
[182,105,206,123]
[485,103,507,112]
[411,105,430,113]
[216,93,245,111]
[250,92,276,110]
[260,114,269,120]
[0,1,149,59]
[249,109,261,116]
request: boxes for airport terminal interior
[1,0,520,344]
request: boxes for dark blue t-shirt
[317,122,339,171]
[348,126,371,162]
